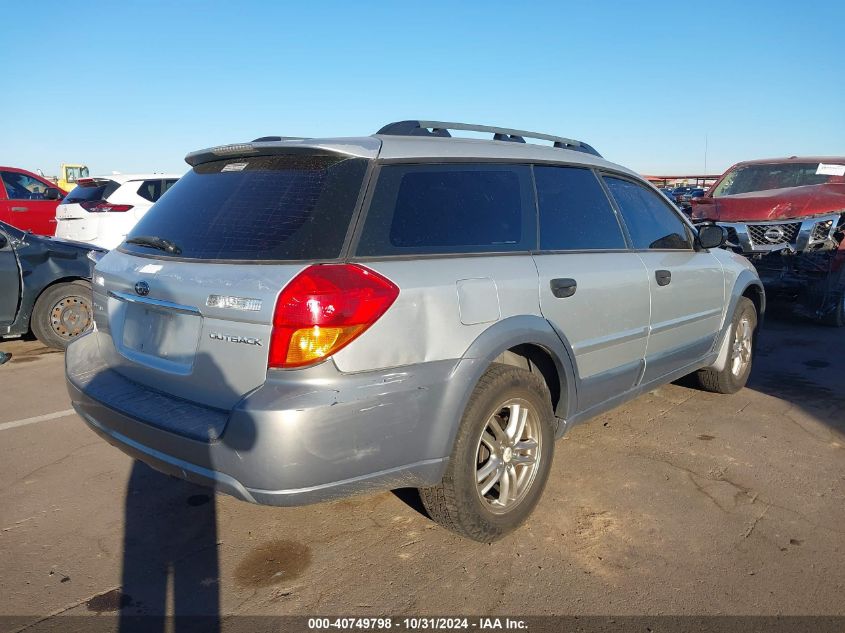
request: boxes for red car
[692,156,845,325]
[0,166,67,236]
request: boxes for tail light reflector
[268,264,399,369]
[80,201,133,213]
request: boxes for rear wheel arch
[32,276,91,312]
[461,316,577,424]
[494,344,562,420]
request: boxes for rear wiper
[125,235,182,255]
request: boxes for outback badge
[209,332,263,346]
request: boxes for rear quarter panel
[333,255,541,372]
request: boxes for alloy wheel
[474,399,543,514]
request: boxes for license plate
[121,303,201,363]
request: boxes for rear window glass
[122,155,369,261]
[64,181,119,203]
[356,164,535,256]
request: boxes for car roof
[186,133,639,178]
[0,166,50,177]
[731,156,845,167]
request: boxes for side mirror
[44,187,62,201]
[698,224,727,249]
[0,234,7,249]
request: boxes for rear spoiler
[76,178,114,187]
[185,137,381,167]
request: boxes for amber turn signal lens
[285,325,364,366]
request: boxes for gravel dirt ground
[0,313,843,632]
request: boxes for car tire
[419,363,555,543]
[31,281,94,351]
[696,297,757,394]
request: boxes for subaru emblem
[135,281,150,296]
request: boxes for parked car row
[1,166,178,350]
[0,165,179,248]
[658,185,706,213]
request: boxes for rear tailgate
[92,254,305,410]
[88,150,372,411]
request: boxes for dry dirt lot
[1,314,843,632]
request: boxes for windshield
[122,154,369,261]
[712,162,840,197]
[65,166,89,182]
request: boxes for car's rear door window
[356,163,535,256]
[603,176,693,250]
[534,166,626,250]
[122,154,369,261]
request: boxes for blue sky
[2,1,842,178]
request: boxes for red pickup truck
[691,156,845,326]
[0,166,67,236]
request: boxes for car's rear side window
[122,155,369,261]
[603,176,693,250]
[356,164,535,256]
[137,179,179,203]
[137,180,162,203]
[535,166,626,251]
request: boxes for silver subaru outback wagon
[66,121,764,542]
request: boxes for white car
[55,174,180,249]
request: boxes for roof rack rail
[376,120,601,157]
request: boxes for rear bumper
[66,332,470,506]
[55,216,126,250]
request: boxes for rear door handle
[10,206,28,212]
[550,278,577,298]
[655,270,672,286]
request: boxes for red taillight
[268,264,399,369]
[80,201,133,213]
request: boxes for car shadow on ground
[114,464,221,632]
[75,350,258,630]
[745,308,845,436]
[391,488,429,518]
